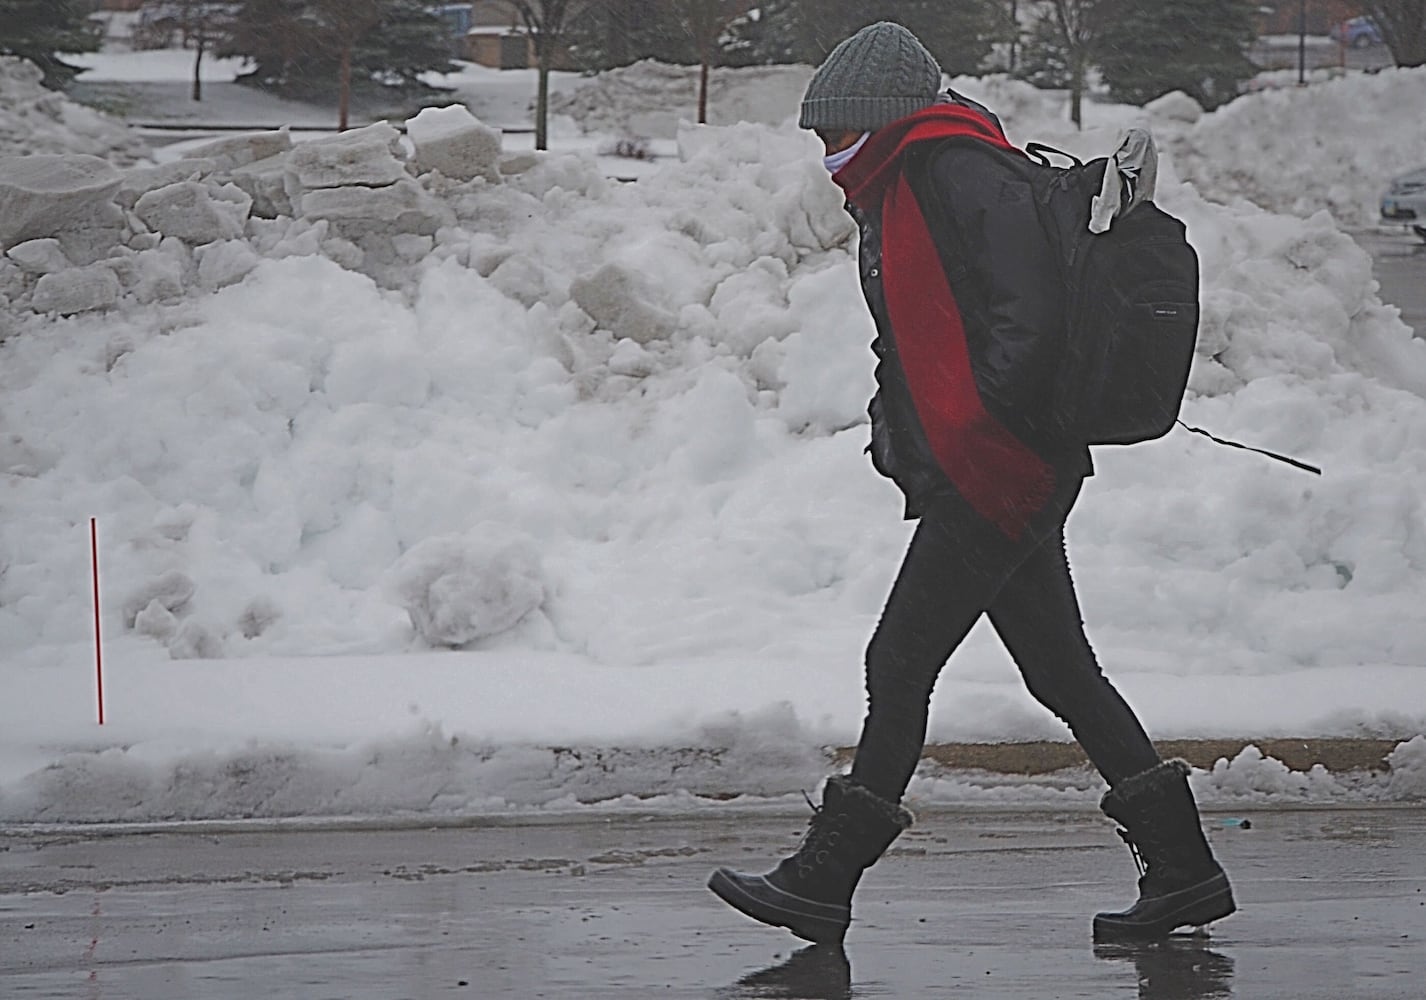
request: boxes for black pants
[849,476,1161,803]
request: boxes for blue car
[1330,16,1383,47]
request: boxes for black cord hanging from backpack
[1176,421,1322,476]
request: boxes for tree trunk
[536,61,550,150]
[192,36,204,102]
[339,44,352,131]
[698,53,710,124]
[1070,56,1083,129]
[1009,0,1019,72]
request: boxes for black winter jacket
[859,138,1093,519]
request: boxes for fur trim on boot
[832,774,915,830]
[1100,759,1191,815]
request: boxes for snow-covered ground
[1,52,1425,824]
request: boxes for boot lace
[1117,828,1147,879]
[791,791,848,879]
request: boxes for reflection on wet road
[3,808,1424,998]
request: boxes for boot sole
[707,868,849,944]
[1093,871,1236,941]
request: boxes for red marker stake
[91,517,105,726]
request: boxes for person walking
[707,21,1234,946]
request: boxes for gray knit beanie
[799,22,943,132]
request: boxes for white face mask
[823,131,871,174]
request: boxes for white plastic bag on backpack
[1090,128,1159,234]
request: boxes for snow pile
[549,59,812,138]
[9,728,1419,823]
[948,69,1426,229]
[1198,744,1352,802]
[2,64,1426,820]
[0,115,852,667]
[1166,67,1426,227]
[3,702,832,823]
[1386,735,1426,799]
[550,62,1426,229]
[0,56,148,163]
[912,742,1424,809]
[1,114,497,318]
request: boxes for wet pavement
[2,807,1424,999]
[1358,228,1426,337]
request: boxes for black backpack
[1017,142,1200,447]
[1016,142,1318,473]
[921,134,1320,474]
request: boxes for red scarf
[832,104,1054,540]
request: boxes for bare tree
[509,0,598,150]
[674,0,751,124]
[1362,0,1426,66]
[171,1,235,102]
[309,0,386,130]
[1007,0,1020,72]
[1048,0,1103,128]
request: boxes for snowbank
[551,62,1426,228]
[1,62,1424,822]
[1167,68,1426,227]
[0,56,148,163]
[548,59,812,138]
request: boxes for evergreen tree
[565,0,695,70]
[218,0,324,93]
[1015,0,1108,127]
[1096,0,1257,109]
[0,0,103,88]
[354,1,457,93]
[1016,10,1074,90]
[762,0,1009,75]
[720,0,804,66]
[218,0,456,116]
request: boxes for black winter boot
[707,775,913,943]
[1094,760,1236,941]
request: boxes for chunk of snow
[134,599,179,642]
[1144,90,1204,124]
[228,152,296,219]
[118,159,219,210]
[123,243,188,303]
[196,239,261,290]
[298,176,450,233]
[391,535,546,647]
[5,238,70,275]
[122,571,197,629]
[133,180,251,245]
[1387,736,1426,800]
[187,130,293,172]
[31,264,121,314]
[168,619,226,660]
[285,122,408,191]
[0,153,123,250]
[406,105,502,183]
[570,262,676,345]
